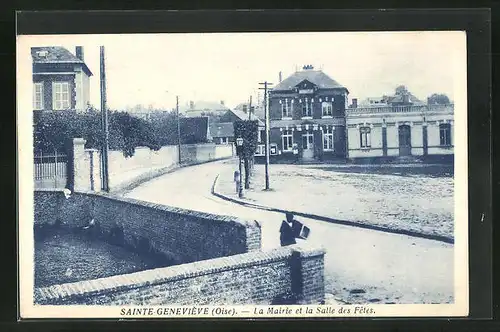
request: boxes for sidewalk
[214,159,454,242]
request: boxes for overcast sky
[20,31,465,110]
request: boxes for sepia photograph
[17,31,468,318]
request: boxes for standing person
[233,170,240,194]
[280,212,297,246]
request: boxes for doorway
[398,125,412,156]
[302,130,314,160]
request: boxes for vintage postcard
[17,31,468,319]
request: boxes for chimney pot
[75,46,84,61]
[352,98,358,108]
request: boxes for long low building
[346,104,454,162]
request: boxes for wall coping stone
[34,245,321,303]
[34,189,260,229]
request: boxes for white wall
[411,124,424,156]
[74,69,83,112]
[214,144,234,159]
[427,123,441,147]
[347,125,385,158]
[107,146,179,190]
[346,106,455,158]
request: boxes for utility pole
[176,95,182,165]
[248,95,252,120]
[100,46,109,192]
[259,81,273,190]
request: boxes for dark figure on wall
[280,212,297,246]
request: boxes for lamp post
[236,137,244,198]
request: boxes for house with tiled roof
[266,65,349,162]
[32,46,93,113]
[208,105,266,146]
[209,122,234,145]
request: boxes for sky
[19,31,466,110]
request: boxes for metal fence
[34,151,68,189]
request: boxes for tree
[427,93,451,105]
[233,120,259,189]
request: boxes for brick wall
[34,189,261,264]
[34,245,325,305]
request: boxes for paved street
[124,158,454,304]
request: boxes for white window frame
[220,137,228,145]
[302,130,314,149]
[52,81,71,110]
[439,123,452,146]
[281,129,293,151]
[254,144,265,156]
[33,82,44,110]
[323,127,334,151]
[281,99,292,119]
[360,127,371,148]
[302,98,312,118]
[321,101,333,117]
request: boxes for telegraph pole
[176,95,182,164]
[100,46,109,192]
[259,81,273,190]
[248,95,252,120]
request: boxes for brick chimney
[352,98,358,108]
[75,46,84,61]
[403,94,410,104]
[279,71,282,83]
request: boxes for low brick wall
[34,189,261,264]
[34,245,325,305]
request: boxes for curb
[211,175,454,245]
[114,157,233,196]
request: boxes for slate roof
[273,70,347,92]
[229,108,265,126]
[31,46,93,76]
[180,101,230,114]
[209,122,234,138]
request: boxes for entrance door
[398,125,412,156]
[302,130,314,160]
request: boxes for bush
[33,108,162,157]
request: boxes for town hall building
[261,66,454,163]
[265,65,349,162]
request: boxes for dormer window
[36,50,48,57]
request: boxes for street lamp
[236,137,244,198]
